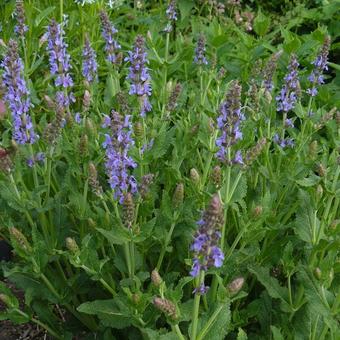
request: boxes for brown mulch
[0,279,50,340]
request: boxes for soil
[0,279,50,340]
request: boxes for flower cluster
[164,0,177,33]
[273,134,294,149]
[1,39,37,144]
[46,19,74,107]
[14,0,28,37]
[194,34,208,65]
[276,54,300,113]
[99,10,121,64]
[82,34,98,83]
[216,80,245,162]
[125,35,152,117]
[102,111,137,203]
[307,36,330,97]
[262,50,282,92]
[190,194,224,281]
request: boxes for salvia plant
[0,1,339,339]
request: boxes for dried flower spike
[172,183,184,207]
[14,0,28,37]
[151,269,163,286]
[88,162,103,197]
[227,277,244,294]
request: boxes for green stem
[191,271,205,340]
[196,304,224,340]
[16,309,62,340]
[172,324,186,340]
[99,278,116,296]
[156,218,177,271]
[124,242,133,278]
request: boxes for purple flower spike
[276,54,300,113]
[102,111,137,203]
[125,35,152,117]
[46,19,74,107]
[164,0,177,32]
[190,194,224,290]
[307,37,330,97]
[1,40,37,144]
[216,80,244,163]
[100,11,121,64]
[194,34,208,65]
[82,34,98,83]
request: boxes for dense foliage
[0,0,339,339]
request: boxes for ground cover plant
[0,0,339,339]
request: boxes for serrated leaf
[77,299,132,329]
[248,265,289,307]
[97,227,130,245]
[237,328,247,340]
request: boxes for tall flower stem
[191,270,205,340]
[161,32,170,117]
[9,173,35,228]
[172,324,186,340]
[156,213,178,271]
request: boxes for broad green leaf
[254,11,270,36]
[97,227,130,245]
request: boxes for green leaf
[178,0,194,20]
[104,73,120,106]
[77,299,132,329]
[236,328,247,340]
[248,265,289,307]
[34,6,55,27]
[294,190,321,244]
[253,11,270,36]
[196,301,231,340]
[271,326,284,340]
[97,227,130,245]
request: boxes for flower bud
[252,205,263,217]
[316,184,323,200]
[87,218,96,228]
[140,174,154,199]
[9,227,31,254]
[79,134,88,157]
[134,121,144,139]
[123,193,135,229]
[83,90,91,112]
[172,183,184,208]
[309,140,318,158]
[336,111,340,126]
[227,277,244,294]
[211,165,221,188]
[190,168,200,185]
[317,163,326,177]
[43,95,55,109]
[88,162,103,196]
[151,269,163,286]
[66,237,79,253]
[131,293,141,305]
[153,297,177,319]
[0,147,13,173]
[330,219,339,230]
[0,294,12,308]
[85,117,96,136]
[314,267,322,280]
